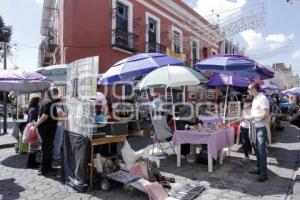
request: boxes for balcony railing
[112,29,138,52]
[47,29,58,53]
[192,59,201,69]
[47,43,58,53]
[146,42,166,53]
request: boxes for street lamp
[0,26,11,135]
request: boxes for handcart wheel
[100,179,110,192]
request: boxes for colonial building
[219,39,244,55]
[269,63,300,89]
[39,0,222,73]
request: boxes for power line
[202,1,263,18]
[13,41,39,49]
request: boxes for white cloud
[240,30,294,52]
[292,50,300,59]
[240,30,264,51]
[265,33,294,50]
[35,0,44,5]
[193,0,247,22]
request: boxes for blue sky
[0,0,300,76]
[0,0,42,70]
[184,0,300,75]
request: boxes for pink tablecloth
[172,128,234,159]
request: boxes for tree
[0,15,12,43]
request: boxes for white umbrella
[138,66,207,130]
[138,66,206,89]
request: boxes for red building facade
[40,0,222,73]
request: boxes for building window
[145,12,163,53]
[148,18,157,44]
[111,0,135,52]
[191,38,199,68]
[225,43,229,54]
[173,31,180,53]
[171,26,183,53]
[116,2,128,31]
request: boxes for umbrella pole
[170,87,176,130]
[146,89,152,120]
[223,84,229,124]
[183,86,185,102]
[16,90,19,121]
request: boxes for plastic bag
[94,153,103,173]
[129,162,149,179]
[145,182,168,200]
[121,140,143,170]
[23,123,40,144]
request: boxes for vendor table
[89,135,127,189]
[172,128,234,172]
[197,115,222,125]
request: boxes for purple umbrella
[261,83,279,90]
[196,55,274,80]
[0,69,52,93]
[0,69,52,126]
[196,54,274,122]
[207,73,250,88]
[195,54,256,72]
[98,53,185,85]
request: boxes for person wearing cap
[34,87,59,175]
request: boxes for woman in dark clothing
[26,96,41,168]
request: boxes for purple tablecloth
[197,115,222,123]
[172,128,234,159]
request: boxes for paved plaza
[0,121,300,200]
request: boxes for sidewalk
[0,118,17,149]
[0,121,299,199]
[0,132,16,149]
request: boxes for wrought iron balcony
[112,29,138,52]
[146,42,166,53]
[43,52,53,66]
[192,59,201,69]
[46,29,58,53]
[47,43,58,53]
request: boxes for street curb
[0,143,15,149]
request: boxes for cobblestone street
[0,121,300,200]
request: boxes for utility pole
[0,26,11,135]
[2,41,7,134]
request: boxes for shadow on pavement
[268,146,300,170]
[159,155,291,197]
[1,153,27,169]
[0,178,25,200]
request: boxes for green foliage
[0,15,12,43]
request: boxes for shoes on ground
[257,175,268,182]
[249,169,260,175]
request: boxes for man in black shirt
[34,87,59,175]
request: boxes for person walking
[26,95,41,169]
[245,83,270,182]
[34,87,59,175]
